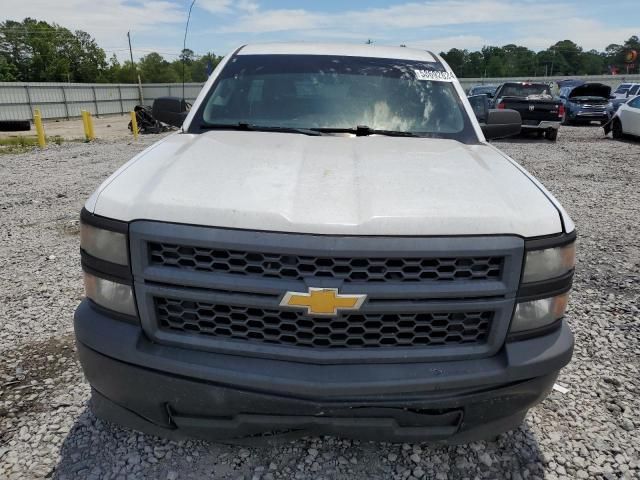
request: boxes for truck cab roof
[237,42,439,62]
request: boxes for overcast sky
[4,0,639,60]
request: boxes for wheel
[0,120,31,132]
[545,129,558,141]
[612,119,623,139]
[561,111,571,126]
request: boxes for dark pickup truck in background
[491,82,564,141]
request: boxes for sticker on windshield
[414,69,456,82]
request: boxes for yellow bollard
[81,110,91,141]
[34,108,46,148]
[130,111,139,140]
[86,111,96,140]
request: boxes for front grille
[148,242,503,283]
[155,297,493,349]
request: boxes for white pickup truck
[75,43,576,444]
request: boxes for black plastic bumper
[74,300,574,443]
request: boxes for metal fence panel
[0,82,205,121]
[2,75,640,121]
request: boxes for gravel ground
[0,114,141,141]
[0,127,639,480]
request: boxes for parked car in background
[467,84,498,98]
[558,82,611,125]
[612,82,640,100]
[604,95,640,139]
[606,97,630,117]
[492,82,563,140]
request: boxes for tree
[138,52,179,83]
[189,52,223,81]
[0,18,106,82]
[466,51,484,77]
[68,30,107,82]
[0,55,18,80]
[2,16,635,82]
[440,48,468,76]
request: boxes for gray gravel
[1,127,639,479]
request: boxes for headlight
[510,293,569,333]
[80,222,129,265]
[83,272,137,316]
[522,241,575,283]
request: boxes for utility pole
[127,31,136,83]
[127,31,143,104]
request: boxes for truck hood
[88,131,563,236]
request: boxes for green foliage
[0,135,63,154]
[1,18,223,84]
[441,36,639,77]
[0,18,107,82]
[1,17,636,82]
[0,55,18,80]
[139,52,179,83]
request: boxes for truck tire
[0,120,31,132]
[545,129,558,141]
[561,112,571,126]
[612,119,623,139]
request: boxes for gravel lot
[1,127,639,479]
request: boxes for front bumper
[74,300,574,443]
[572,111,608,121]
[521,121,560,131]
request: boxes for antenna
[182,0,197,102]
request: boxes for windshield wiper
[200,122,324,136]
[312,125,421,137]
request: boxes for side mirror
[152,97,189,128]
[481,109,522,140]
[610,94,617,99]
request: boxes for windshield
[500,83,552,97]
[614,84,631,94]
[192,54,476,142]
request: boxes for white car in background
[612,83,640,100]
[606,95,640,139]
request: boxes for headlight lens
[83,272,137,316]
[510,293,569,333]
[522,242,575,283]
[80,222,128,265]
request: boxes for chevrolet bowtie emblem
[280,288,366,316]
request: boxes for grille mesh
[148,243,503,283]
[155,297,493,349]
